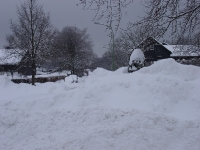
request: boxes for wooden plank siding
[138,37,172,63]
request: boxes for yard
[0,59,200,150]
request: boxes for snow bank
[0,59,200,150]
[139,58,200,81]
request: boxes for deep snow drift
[0,59,200,150]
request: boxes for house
[0,49,21,73]
[0,49,33,75]
[137,37,200,63]
[17,51,33,76]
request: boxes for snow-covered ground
[0,58,200,150]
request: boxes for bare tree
[52,26,95,76]
[6,0,55,85]
[79,0,133,32]
[96,23,166,70]
[79,0,199,38]
[119,23,167,51]
[137,0,200,38]
[112,38,130,68]
[100,37,130,70]
[80,0,200,63]
[102,23,165,69]
[100,51,113,70]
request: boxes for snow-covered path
[1,59,200,150]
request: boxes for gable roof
[163,45,200,57]
[138,37,172,54]
[0,49,23,65]
[138,37,161,48]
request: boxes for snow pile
[0,59,200,150]
[139,58,200,81]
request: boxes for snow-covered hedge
[176,58,200,67]
[128,49,145,72]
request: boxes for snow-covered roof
[0,49,23,65]
[163,45,200,57]
[139,37,200,57]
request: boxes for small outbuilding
[0,49,33,76]
[138,37,200,64]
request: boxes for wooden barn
[0,49,34,76]
[17,51,33,76]
[137,37,200,64]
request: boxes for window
[147,56,154,60]
[157,56,162,59]
[149,45,154,50]
[156,49,161,52]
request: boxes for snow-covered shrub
[128,49,145,73]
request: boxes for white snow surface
[0,58,200,150]
[129,49,145,65]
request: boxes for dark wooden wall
[138,37,172,63]
[0,65,18,72]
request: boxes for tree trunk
[70,65,74,75]
[72,64,75,75]
[31,60,36,85]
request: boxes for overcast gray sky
[0,0,144,57]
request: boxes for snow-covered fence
[11,76,66,84]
